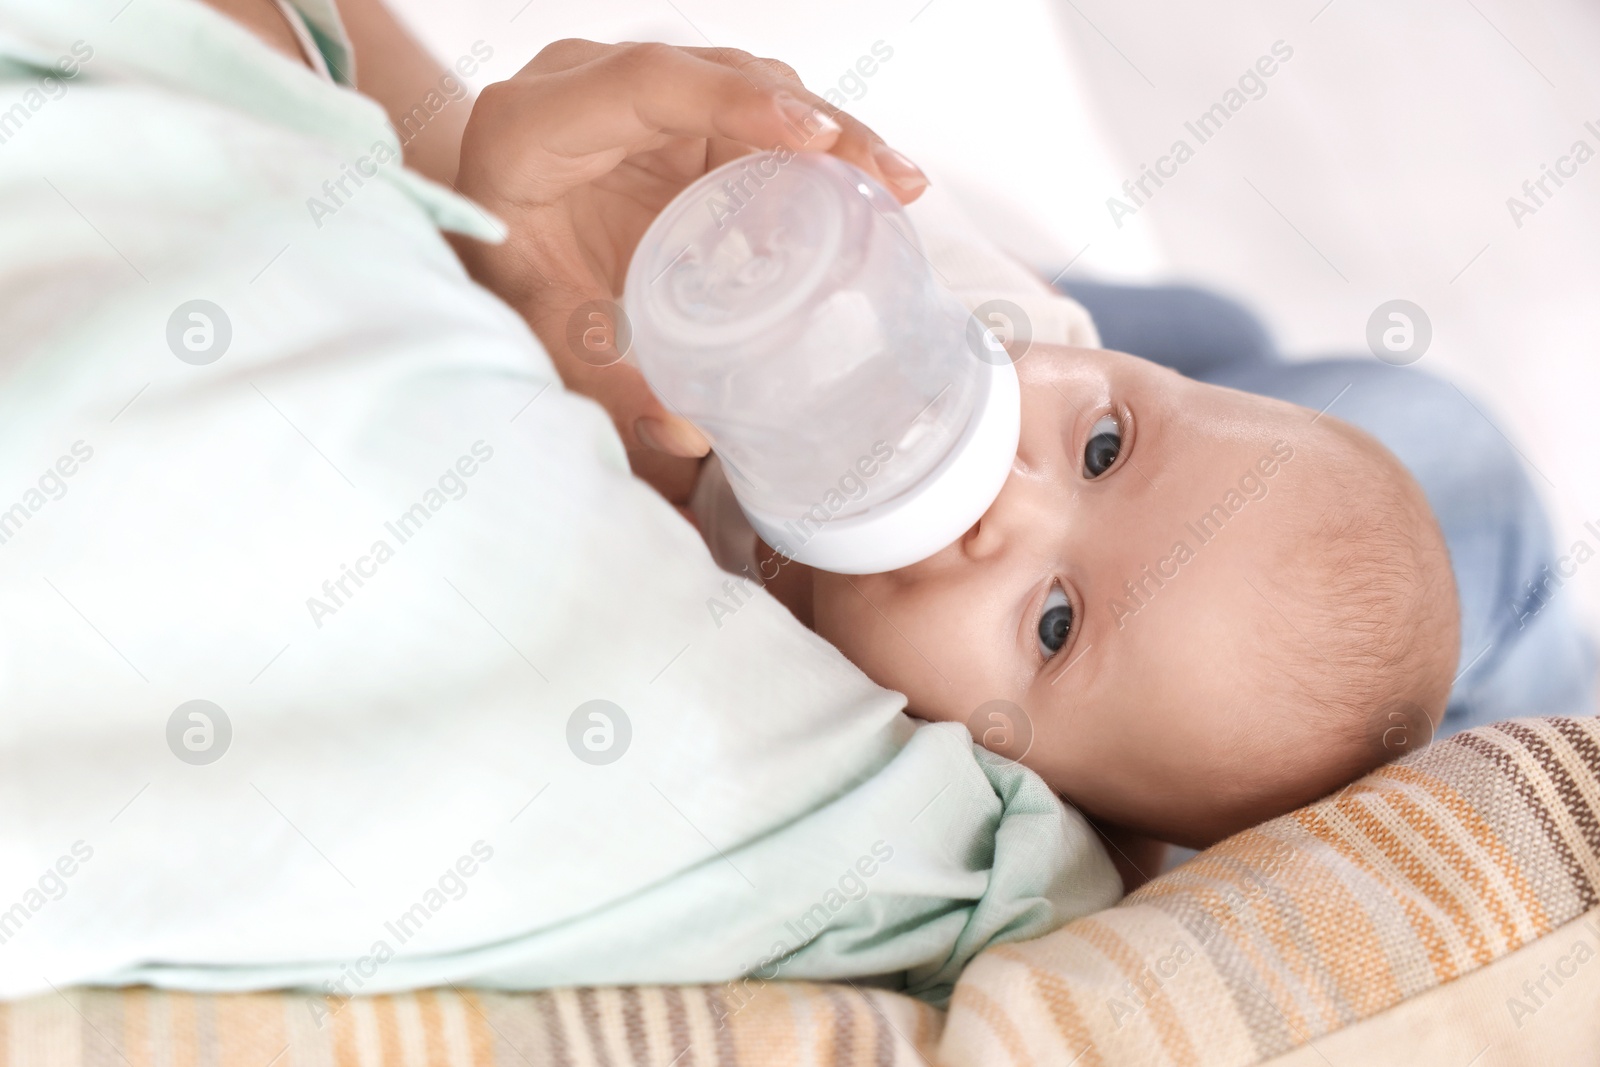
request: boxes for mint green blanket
[0,0,1118,1004]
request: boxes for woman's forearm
[337,0,471,186]
[197,0,471,185]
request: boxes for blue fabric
[1058,280,1596,736]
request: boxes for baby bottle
[623,151,1020,575]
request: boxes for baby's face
[812,345,1373,847]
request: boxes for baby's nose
[888,458,1042,579]
[964,462,1060,559]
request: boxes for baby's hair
[1235,422,1459,819]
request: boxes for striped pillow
[942,717,1600,1065]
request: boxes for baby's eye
[1083,414,1121,478]
[1037,583,1073,658]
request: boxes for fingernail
[671,419,712,457]
[872,144,928,194]
[775,93,841,141]
[635,416,709,457]
[634,417,667,453]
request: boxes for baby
[687,203,1460,853]
[809,343,1459,849]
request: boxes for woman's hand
[452,40,928,468]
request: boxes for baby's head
[812,345,1459,849]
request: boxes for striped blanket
[4,716,1598,1066]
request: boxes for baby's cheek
[813,574,986,725]
[966,699,1036,764]
[815,586,920,701]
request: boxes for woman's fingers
[634,413,711,458]
[541,302,710,458]
[520,36,613,74]
[591,44,842,154]
[590,366,710,459]
[684,46,928,203]
[863,142,930,202]
[465,43,843,205]
[506,40,927,204]
[459,39,928,460]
